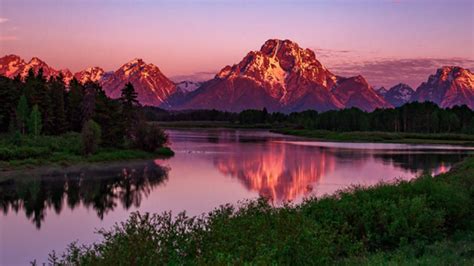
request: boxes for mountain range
[1,39,473,111]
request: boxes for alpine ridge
[411,66,474,109]
[1,43,473,111]
[172,39,393,112]
[100,59,177,106]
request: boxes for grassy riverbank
[0,133,174,171]
[273,128,474,146]
[50,156,474,264]
[154,121,273,129]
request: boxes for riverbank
[51,156,474,264]
[272,128,474,146]
[154,121,273,129]
[0,133,174,171]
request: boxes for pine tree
[49,75,67,134]
[0,77,20,132]
[16,94,29,134]
[28,104,42,136]
[120,82,139,137]
[67,78,85,131]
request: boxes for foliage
[150,102,474,134]
[27,105,42,136]
[0,73,170,155]
[50,157,474,265]
[81,120,101,155]
[15,94,29,134]
[133,122,168,152]
[120,82,140,137]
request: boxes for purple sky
[0,0,473,88]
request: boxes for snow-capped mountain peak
[176,81,202,93]
[412,66,474,108]
[74,66,105,84]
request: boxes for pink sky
[0,0,473,88]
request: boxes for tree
[0,77,20,132]
[81,119,101,155]
[66,78,85,132]
[92,82,125,147]
[120,82,140,137]
[27,104,42,136]
[134,122,168,152]
[16,94,29,134]
[49,75,67,134]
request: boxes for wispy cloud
[0,17,9,24]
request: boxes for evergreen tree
[66,78,85,132]
[49,75,67,134]
[120,82,140,137]
[91,82,124,147]
[0,77,20,132]
[28,104,42,136]
[16,94,29,134]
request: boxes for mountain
[175,81,202,93]
[332,76,392,111]
[0,55,178,107]
[173,39,346,112]
[1,53,472,111]
[411,66,474,109]
[382,83,414,107]
[0,54,71,82]
[375,86,388,97]
[74,67,105,84]
[172,39,393,112]
[100,59,177,106]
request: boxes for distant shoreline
[155,122,474,146]
[271,128,474,146]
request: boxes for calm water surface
[1,129,473,265]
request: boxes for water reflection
[0,161,168,228]
[209,137,470,202]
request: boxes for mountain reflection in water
[0,161,168,228]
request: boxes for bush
[81,120,101,155]
[134,122,168,152]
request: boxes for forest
[148,102,474,134]
[0,69,170,167]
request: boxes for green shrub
[81,120,101,155]
[134,123,168,152]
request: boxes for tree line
[0,69,167,154]
[150,103,474,134]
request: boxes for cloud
[0,17,9,24]
[328,58,474,89]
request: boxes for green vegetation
[146,102,474,135]
[0,71,173,170]
[154,121,272,129]
[0,133,174,170]
[273,129,474,145]
[50,157,474,265]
